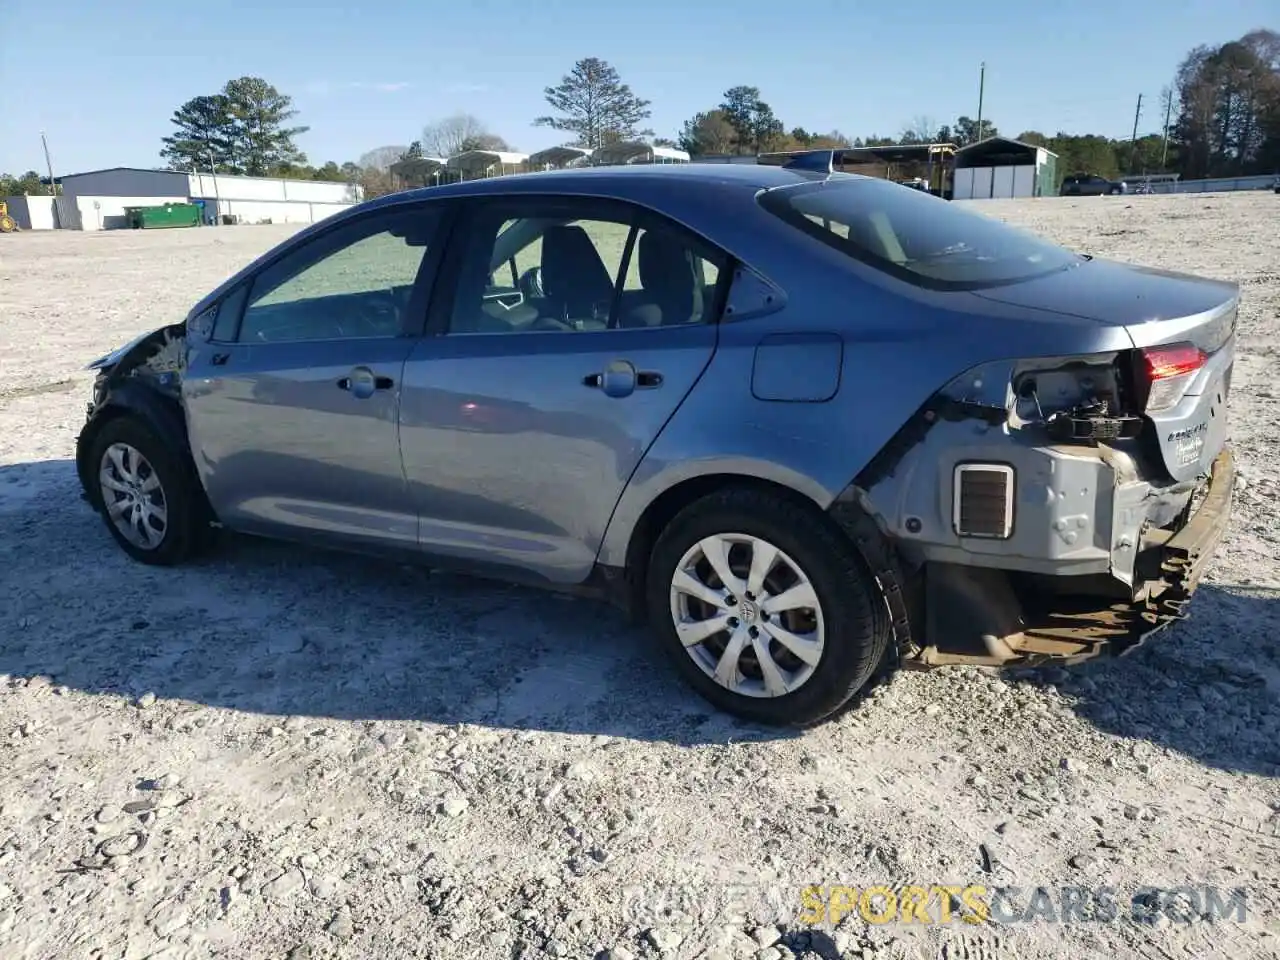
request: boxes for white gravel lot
[1,192,1278,960]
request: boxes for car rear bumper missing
[910,447,1235,667]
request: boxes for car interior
[238,286,417,343]
[228,212,723,343]
[454,216,720,335]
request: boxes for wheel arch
[609,469,835,623]
[76,380,205,515]
[604,464,921,662]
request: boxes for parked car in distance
[77,164,1237,726]
[1060,173,1128,196]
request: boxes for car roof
[368,162,843,210]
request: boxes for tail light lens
[1140,343,1205,413]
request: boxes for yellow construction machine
[0,201,19,233]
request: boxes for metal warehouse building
[951,137,1058,200]
[47,167,362,230]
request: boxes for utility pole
[204,134,222,226]
[40,130,57,195]
[1160,87,1174,170]
[1128,93,1143,173]
[976,62,986,144]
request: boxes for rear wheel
[646,488,890,726]
[89,416,209,565]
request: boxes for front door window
[230,210,439,343]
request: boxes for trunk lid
[970,257,1237,342]
[975,257,1238,483]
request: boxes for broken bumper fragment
[907,448,1235,667]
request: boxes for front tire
[646,488,890,726]
[89,416,207,566]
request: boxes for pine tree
[223,76,309,175]
[159,94,236,172]
[534,58,653,149]
[718,86,784,154]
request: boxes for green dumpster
[124,202,202,229]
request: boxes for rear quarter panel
[595,213,1137,568]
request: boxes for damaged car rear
[74,165,1236,726]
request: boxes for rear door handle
[210,352,230,366]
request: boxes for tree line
[3,29,1275,200]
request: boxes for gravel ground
[1,193,1278,960]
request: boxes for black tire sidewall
[89,416,199,566]
[646,489,889,726]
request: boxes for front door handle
[337,366,393,399]
[583,360,662,398]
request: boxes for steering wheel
[519,266,545,300]
[336,292,400,338]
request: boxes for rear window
[757,178,1082,290]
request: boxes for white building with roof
[49,166,361,230]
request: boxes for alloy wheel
[99,442,169,550]
[668,533,825,698]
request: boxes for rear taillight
[1140,343,1205,413]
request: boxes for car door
[398,195,730,583]
[182,202,446,550]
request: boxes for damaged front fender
[76,323,191,508]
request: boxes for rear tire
[646,487,890,726]
[89,416,209,566]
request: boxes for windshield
[758,177,1082,290]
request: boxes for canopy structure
[769,143,959,196]
[592,141,690,165]
[527,146,593,170]
[764,142,958,169]
[954,137,1055,168]
[388,156,449,186]
[446,150,529,179]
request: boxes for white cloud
[305,81,411,95]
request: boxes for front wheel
[89,416,209,566]
[646,488,890,726]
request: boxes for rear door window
[758,178,1082,290]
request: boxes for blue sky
[2,0,1273,175]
